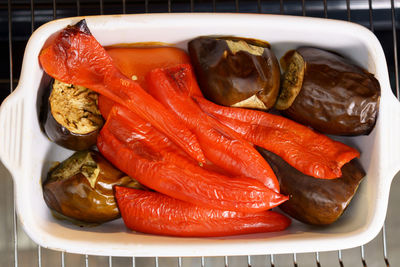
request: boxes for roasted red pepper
[106,105,195,167]
[98,107,288,212]
[105,105,236,175]
[193,96,360,179]
[106,46,191,90]
[115,186,291,237]
[146,64,280,192]
[98,94,115,120]
[98,46,191,118]
[38,19,205,164]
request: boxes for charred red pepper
[38,19,205,164]
[115,186,291,237]
[193,96,360,179]
[98,107,288,212]
[146,64,280,192]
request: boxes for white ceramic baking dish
[0,13,399,257]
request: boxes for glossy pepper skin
[146,64,280,192]
[97,107,288,212]
[98,45,191,118]
[193,96,360,179]
[106,46,191,90]
[115,186,291,237]
[105,105,196,167]
[98,101,231,174]
[98,95,115,120]
[38,19,205,164]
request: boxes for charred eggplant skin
[42,79,103,151]
[43,150,142,224]
[280,47,380,136]
[258,148,365,225]
[188,36,280,110]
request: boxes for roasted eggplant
[276,47,380,135]
[43,150,143,224]
[258,148,365,225]
[43,79,103,151]
[188,36,280,110]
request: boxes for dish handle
[0,88,25,174]
[387,93,400,181]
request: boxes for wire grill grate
[1,0,399,266]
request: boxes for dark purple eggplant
[43,150,144,224]
[43,79,103,151]
[258,148,365,225]
[276,47,380,136]
[188,36,280,110]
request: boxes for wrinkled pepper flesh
[38,19,205,164]
[146,64,280,192]
[97,106,288,212]
[115,186,291,237]
[193,96,360,179]
[98,99,236,175]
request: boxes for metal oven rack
[1,0,399,266]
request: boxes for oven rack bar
[4,0,399,266]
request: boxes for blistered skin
[188,36,280,110]
[115,186,291,237]
[146,64,280,192]
[194,96,360,179]
[39,19,205,163]
[97,108,288,213]
[258,149,365,225]
[283,47,380,136]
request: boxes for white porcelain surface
[0,13,399,257]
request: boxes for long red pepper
[146,65,280,192]
[193,96,360,179]
[98,108,288,212]
[107,105,240,175]
[106,105,196,167]
[115,186,291,237]
[38,20,205,164]
[150,62,359,179]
